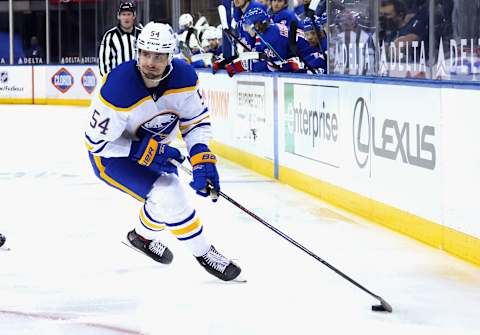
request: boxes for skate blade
[232,276,247,283]
[0,246,11,251]
[121,240,150,257]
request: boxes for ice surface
[0,105,479,335]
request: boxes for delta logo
[81,68,97,94]
[51,67,74,93]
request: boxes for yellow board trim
[34,98,92,106]
[0,98,34,104]
[171,219,201,236]
[93,155,144,202]
[209,140,275,179]
[212,142,480,267]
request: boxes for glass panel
[0,3,10,64]
[433,0,480,81]
[150,0,171,23]
[80,1,98,64]
[49,1,80,64]
[328,0,377,76]
[5,1,46,64]
[378,0,430,78]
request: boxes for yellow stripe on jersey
[92,155,145,202]
[140,208,166,230]
[99,94,152,112]
[84,140,94,151]
[179,115,210,130]
[170,218,201,236]
[163,81,199,96]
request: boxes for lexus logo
[352,97,436,170]
[0,71,7,83]
[352,97,370,169]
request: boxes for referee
[98,2,142,77]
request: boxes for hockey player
[177,13,202,55]
[202,27,223,58]
[84,22,241,282]
[302,15,328,74]
[0,233,5,248]
[233,0,268,50]
[270,0,301,28]
[225,7,312,76]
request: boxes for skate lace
[203,247,229,273]
[148,240,166,256]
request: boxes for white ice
[0,104,479,335]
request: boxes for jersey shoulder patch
[100,61,150,110]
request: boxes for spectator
[380,0,428,48]
[98,2,142,77]
[26,36,44,62]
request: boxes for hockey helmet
[242,7,270,27]
[179,13,194,29]
[137,22,177,62]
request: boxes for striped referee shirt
[99,24,142,77]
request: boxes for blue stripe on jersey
[182,123,211,137]
[177,227,203,241]
[93,141,109,154]
[180,107,208,122]
[139,218,158,231]
[85,133,105,145]
[165,210,196,227]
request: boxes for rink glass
[0,0,479,82]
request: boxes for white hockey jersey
[85,58,211,158]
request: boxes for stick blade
[372,297,393,313]
[218,5,228,30]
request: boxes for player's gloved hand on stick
[130,136,184,173]
[225,59,247,77]
[189,143,220,202]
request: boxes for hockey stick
[289,21,318,74]
[169,158,393,313]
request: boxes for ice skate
[126,230,173,264]
[196,245,242,281]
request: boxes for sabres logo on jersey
[139,110,179,140]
